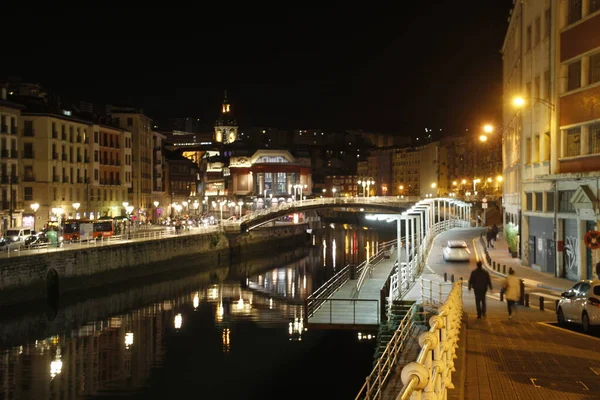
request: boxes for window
[533,134,540,162]
[534,17,540,45]
[559,190,576,212]
[543,131,551,161]
[526,25,532,50]
[23,142,33,158]
[590,53,600,85]
[544,8,551,38]
[534,192,543,211]
[567,60,581,91]
[568,0,582,24]
[526,138,532,163]
[127,118,133,127]
[526,192,533,211]
[590,123,600,154]
[544,70,551,100]
[24,187,33,201]
[546,192,555,212]
[566,127,581,156]
[591,0,600,13]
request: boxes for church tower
[214,90,238,144]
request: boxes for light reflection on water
[0,225,388,399]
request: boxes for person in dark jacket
[468,261,493,319]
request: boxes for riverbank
[0,224,309,307]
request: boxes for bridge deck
[307,250,401,330]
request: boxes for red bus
[62,219,93,241]
[92,219,115,238]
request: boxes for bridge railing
[305,264,353,318]
[356,240,398,292]
[396,281,463,400]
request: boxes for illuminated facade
[0,90,22,230]
[227,150,312,198]
[214,91,237,144]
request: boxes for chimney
[1,87,6,100]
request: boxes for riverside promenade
[453,233,600,400]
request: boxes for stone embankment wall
[0,224,308,307]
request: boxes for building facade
[0,89,23,230]
[503,0,600,281]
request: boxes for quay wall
[0,224,308,307]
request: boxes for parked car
[556,279,600,333]
[442,240,471,262]
[25,231,50,249]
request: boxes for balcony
[77,155,82,163]
[52,131,58,139]
[0,150,7,158]
[53,175,60,182]
[22,175,35,182]
[62,176,69,183]
[10,150,17,159]
[53,153,59,160]
[22,151,35,159]
[0,202,8,210]
[0,125,6,133]
[61,133,67,141]
[23,129,34,137]
[62,154,68,161]
[0,176,18,184]
[11,126,18,135]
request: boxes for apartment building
[0,89,23,230]
[19,110,132,224]
[110,108,155,222]
[503,0,600,281]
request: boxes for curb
[475,236,564,294]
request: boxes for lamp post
[122,202,129,218]
[219,200,227,227]
[237,201,243,218]
[72,202,80,219]
[153,201,159,223]
[30,203,39,230]
[193,200,199,216]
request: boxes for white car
[442,240,470,262]
[556,279,600,333]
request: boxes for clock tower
[214,90,237,144]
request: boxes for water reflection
[0,224,386,399]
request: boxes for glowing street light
[483,124,494,133]
[512,96,526,107]
[30,203,39,230]
[72,202,80,219]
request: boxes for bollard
[444,272,447,282]
[451,274,455,283]
[525,293,530,307]
[493,261,496,269]
[519,279,525,305]
[503,265,506,274]
[539,296,545,311]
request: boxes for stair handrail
[355,302,419,400]
[357,240,398,292]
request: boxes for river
[0,223,393,399]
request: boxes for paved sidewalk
[455,229,600,399]
[475,229,574,293]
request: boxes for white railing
[355,277,458,400]
[356,241,398,292]
[420,278,454,308]
[396,281,463,400]
[1,225,220,258]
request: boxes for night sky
[3,2,513,135]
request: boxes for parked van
[5,227,33,243]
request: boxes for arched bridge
[223,196,466,233]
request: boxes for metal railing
[355,277,458,400]
[305,264,352,318]
[421,278,454,308]
[396,281,463,400]
[1,225,221,258]
[307,298,379,325]
[357,241,397,292]
[356,303,419,400]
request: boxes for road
[427,228,600,339]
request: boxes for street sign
[482,198,488,203]
[482,203,488,209]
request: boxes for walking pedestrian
[486,228,495,248]
[491,224,499,247]
[596,261,600,280]
[502,268,520,319]
[468,261,493,319]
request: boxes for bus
[92,219,115,238]
[62,219,93,241]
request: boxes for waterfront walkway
[307,250,400,329]
[453,234,600,399]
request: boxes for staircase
[373,300,416,364]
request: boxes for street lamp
[332,188,337,197]
[30,203,39,230]
[72,202,80,219]
[153,201,159,223]
[237,201,244,218]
